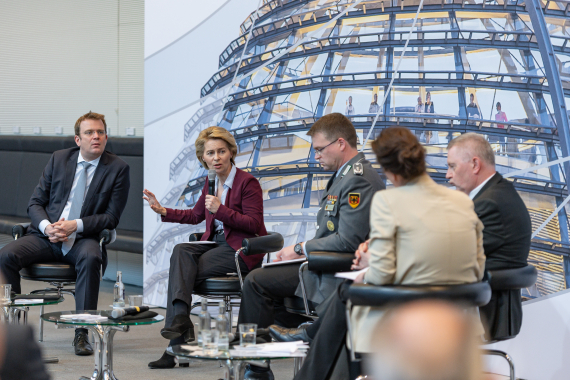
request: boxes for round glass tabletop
[170,343,306,361]
[41,310,164,326]
[8,295,64,307]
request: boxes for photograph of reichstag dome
[144,0,570,306]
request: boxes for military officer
[237,112,385,380]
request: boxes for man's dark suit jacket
[162,168,267,270]
[474,172,531,341]
[27,147,130,244]
[0,325,50,380]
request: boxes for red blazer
[162,168,267,270]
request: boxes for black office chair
[12,223,114,341]
[482,265,537,380]
[188,231,284,332]
[287,251,355,317]
[346,281,492,378]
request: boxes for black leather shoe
[269,324,312,343]
[73,331,93,356]
[148,350,189,369]
[244,364,274,380]
[160,314,194,341]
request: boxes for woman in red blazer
[143,126,267,369]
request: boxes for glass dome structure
[144,0,570,303]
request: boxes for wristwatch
[294,243,304,256]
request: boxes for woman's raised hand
[143,189,167,216]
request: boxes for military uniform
[237,152,385,329]
[298,152,386,305]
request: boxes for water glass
[239,323,257,347]
[128,295,143,307]
[0,284,11,305]
[201,330,219,355]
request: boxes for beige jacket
[351,174,485,352]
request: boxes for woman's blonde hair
[195,126,237,169]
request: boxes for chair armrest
[307,251,354,273]
[99,229,116,245]
[348,282,492,308]
[487,265,537,290]
[189,233,205,242]
[12,223,30,240]
[241,232,284,256]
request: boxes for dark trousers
[0,233,106,311]
[237,262,311,329]
[294,282,351,380]
[165,233,251,328]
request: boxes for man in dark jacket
[447,132,531,340]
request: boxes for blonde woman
[144,126,267,369]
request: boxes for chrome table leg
[221,359,243,380]
[79,325,129,380]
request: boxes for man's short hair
[74,112,107,136]
[307,113,358,148]
[447,133,495,166]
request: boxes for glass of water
[202,330,219,355]
[239,323,257,347]
[0,284,11,306]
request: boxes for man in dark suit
[0,112,130,355]
[446,132,531,340]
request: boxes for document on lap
[262,257,307,268]
[335,267,369,280]
[178,241,217,245]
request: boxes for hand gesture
[274,245,300,262]
[204,195,221,214]
[351,240,370,270]
[143,189,166,216]
[45,218,68,243]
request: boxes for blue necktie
[62,162,91,255]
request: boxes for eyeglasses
[313,139,338,156]
[82,130,106,137]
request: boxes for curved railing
[203,28,570,96]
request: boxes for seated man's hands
[143,189,167,216]
[274,244,302,262]
[51,219,77,243]
[351,240,370,271]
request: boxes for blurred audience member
[345,96,355,116]
[368,300,483,380]
[0,324,51,380]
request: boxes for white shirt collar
[469,173,495,199]
[216,164,237,189]
[78,152,101,167]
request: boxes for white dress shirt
[39,153,100,236]
[468,173,495,200]
[214,164,237,232]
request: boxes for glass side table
[2,295,64,324]
[42,310,164,380]
[2,296,65,364]
[170,342,307,380]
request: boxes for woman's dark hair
[371,127,426,180]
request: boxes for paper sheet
[13,299,43,304]
[334,267,369,280]
[178,241,217,245]
[262,257,306,268]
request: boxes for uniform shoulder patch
[348,193,361,208]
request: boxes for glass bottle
[113,271,125,308]
[198,298,211,347]
[215,301,229,351]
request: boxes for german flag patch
[348,193,360,209]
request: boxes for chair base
[483,349,516,380]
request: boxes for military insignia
[348,193,361,209]
[325,204,334,211]
[327,195,338,204]
[327,220,335,231]
[353,162,363,176]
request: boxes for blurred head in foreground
[368,300,482,380]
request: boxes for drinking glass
[128,295,143,307]
[239,323,257,347]
[0,284,11,305]
[201,330,219,355]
